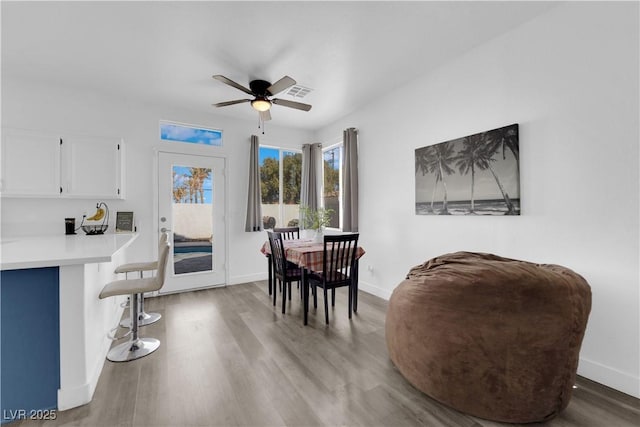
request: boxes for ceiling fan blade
[212,75,254,96]
[266,76,296,96]
[259,110,272,121]
[212,99,251,107]
[272,98,312,112]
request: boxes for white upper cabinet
[62,136,123,199]
[1,128,124,199]
[1,129,62,197]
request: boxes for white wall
[316,2,639,397]
[1,78,313,285]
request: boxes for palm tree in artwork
[429,142,456,214]
[474,132,517,215]
[415,146,439,212]
[487,125,519,176]
[455,136,483,214]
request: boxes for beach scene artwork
[415,124,520,216]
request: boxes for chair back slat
[273,227,300,240]
[268,231,287,278]
[323,234,359,285]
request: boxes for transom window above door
[160,121,222,147]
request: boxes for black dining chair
[267,226,300,295]
[267,231,302,314]
[274,226,302,291]
[307,233,359,324]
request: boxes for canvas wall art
[415,123,520,216]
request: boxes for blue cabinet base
[1,267,60,424]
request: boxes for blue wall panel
[1,267,60,423]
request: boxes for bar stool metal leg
[120,271,162,328]
[107,293,160,362]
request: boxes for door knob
[160,227,171,233]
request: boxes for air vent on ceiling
[284,85,313,99]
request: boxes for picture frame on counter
[115,211,135,232]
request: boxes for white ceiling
[1,1,558,131]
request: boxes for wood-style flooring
[14,281,640,426]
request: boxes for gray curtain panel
[245,135,263,232]
[342,128,359,232]
[301,143,321,227]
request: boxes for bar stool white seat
[99,237,171,362]
[115,232,169,327]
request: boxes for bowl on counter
[82,224,108,235]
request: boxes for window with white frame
[322,143,342,229]
[259,146,302,229]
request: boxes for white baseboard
[357,280,392,300]
[228,272,267,286]
[57,382,91,411]
[228,275,391,298]
[578,357,640,398]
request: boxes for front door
[158,152,226,293]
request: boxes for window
[259,146,302,229]
[160,121,222,146]
[323,143,342,229]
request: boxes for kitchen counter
[1,232,138,421]
[0,232,137,270]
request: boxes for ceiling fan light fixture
[251,98,271,112]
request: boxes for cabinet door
[1,129,61,197]
[62,136,123,199]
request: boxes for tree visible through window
[172,167,212,203]
[323,145,341,229]
[259,146,301,229]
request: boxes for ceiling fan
[212,75,312,125]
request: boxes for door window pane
[323,146,341,228]
[172,166,213,274]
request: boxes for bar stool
[99,237,171,362]
[115,232,169,327]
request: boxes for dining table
[260,238,366,325]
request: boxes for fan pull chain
[258,113,265,134]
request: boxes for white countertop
[0,233,138,270]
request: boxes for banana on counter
[86,207,106,221]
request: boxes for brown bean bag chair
[385,252,591,423]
